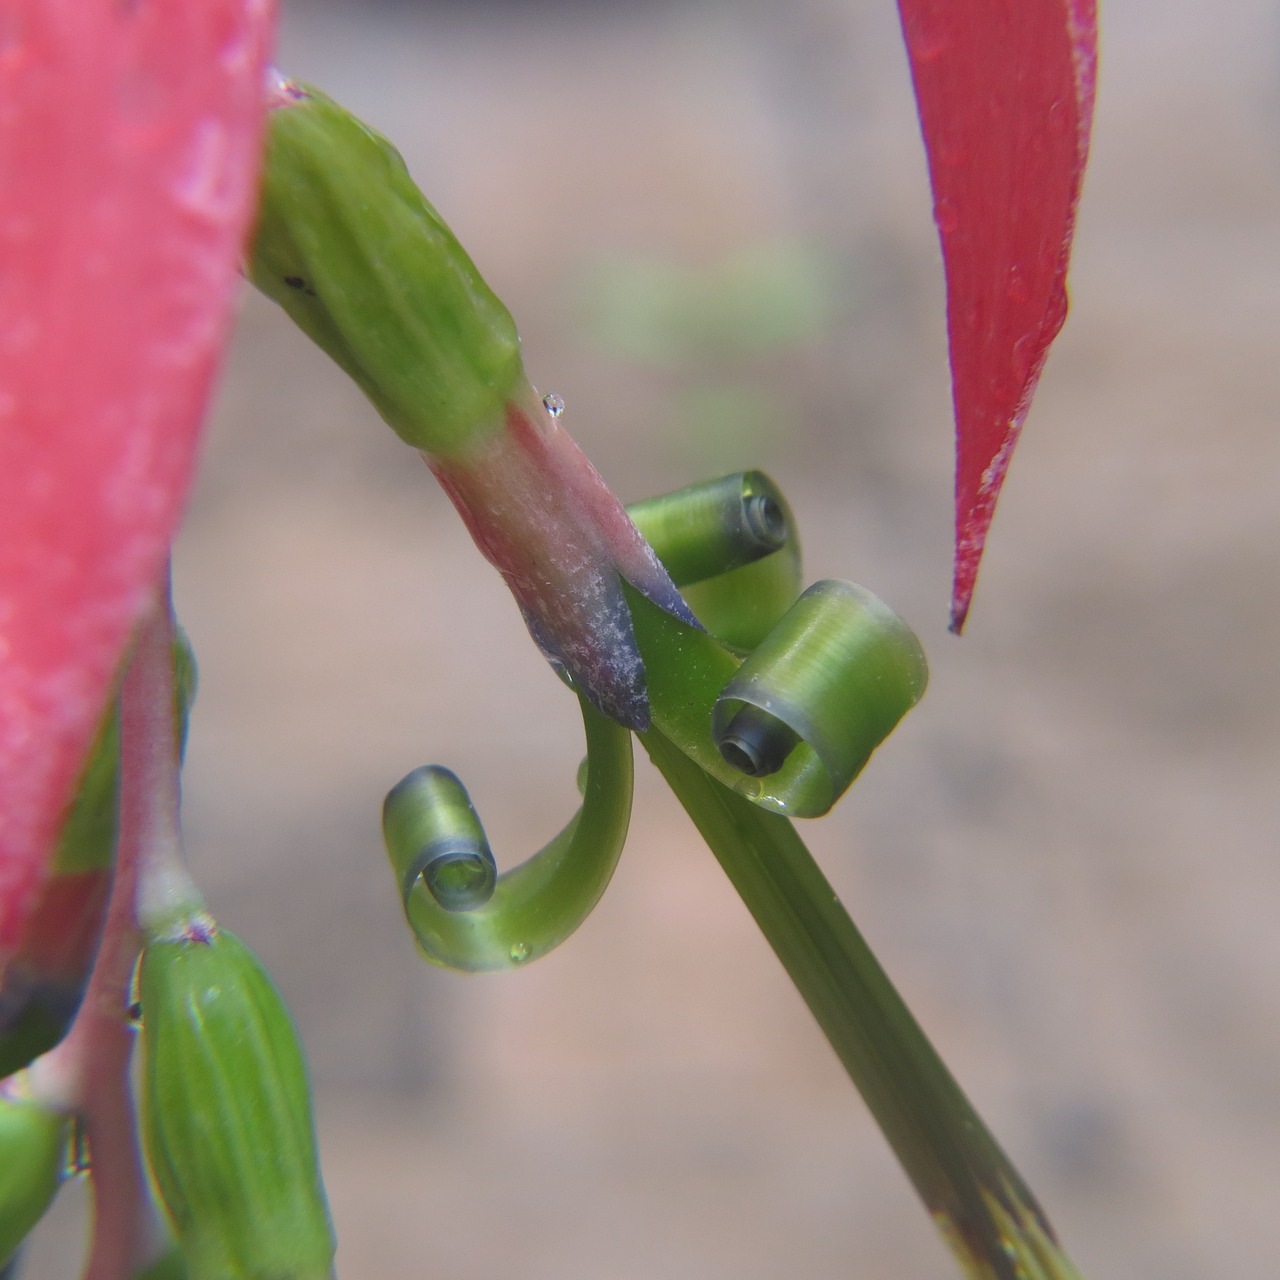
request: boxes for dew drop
[509,941,532,964]
[735,777,763,801]
[542,392,565,419]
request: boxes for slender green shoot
[641,729,1082,1280]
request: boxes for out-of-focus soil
[26,2,1280,1276]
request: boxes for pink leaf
[0,2,274,963]
[897,0,1097,632]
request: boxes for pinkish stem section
[57,575,190,1280]
[426,387,696,731]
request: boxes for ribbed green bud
[249,80,523,456]
[0,1092,69,1265]
[139,923,334,1280]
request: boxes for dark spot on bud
[283,275,316,296]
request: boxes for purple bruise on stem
[426,391,698,731]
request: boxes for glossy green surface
[627,471,787,588]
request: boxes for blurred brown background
[28,0,1280,1276]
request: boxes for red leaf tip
[898,0,1097,631]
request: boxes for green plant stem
[641,729,1082,1280]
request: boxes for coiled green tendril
[383,692,632,972]
[382,471,925,968]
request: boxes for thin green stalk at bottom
[640,730,1082,1280]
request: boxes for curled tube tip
[627,470,794,589]
[383,767,497,913]
[629,472,803,653]
[382,695,633,973]
[422,849,497,913]
[631,576,926,819]
[711,580,928,815]
[716,704,801,778]
[742,491,788,553]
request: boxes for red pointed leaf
[0,2,274,960]
[897,0,1097,631]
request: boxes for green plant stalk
[640,729,1082,1280]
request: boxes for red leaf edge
[897,0,1098,632]
[0,1,275,959]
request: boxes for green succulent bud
[139,921,334,1280]
[0,1090,69,1265]
[249,79,523,457]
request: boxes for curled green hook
[382,472,923,973]
[621,469,926,817]
[381,692,633,972]
[710,580,928,814]
[627,469,790,589]
[628,470,801,651]
[627,574,926,819]
[383,768,497,912]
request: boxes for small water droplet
[542,392,565,419]
[735,777,763,801]
[509,941,531,964]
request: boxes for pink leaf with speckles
[897,0,1097,631]
[0,2,274,973]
